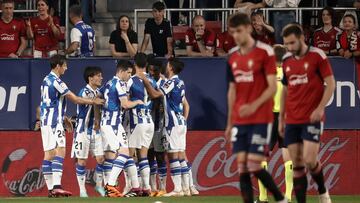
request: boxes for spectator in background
[0,0,27,58]
[185,15,216,57]
[109,15,138,58]
[313,7,341,55]
[337,14,360,59]
[140,1,173,58]
[216,28,236,56]
[264,0,300,43]
[34,106,41,131]
[234,0,266,14]
[251,10,275,45]
[64,5,95,57]
[26,0,60,58]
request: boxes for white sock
[139,158,150,190]
[188,162,194,187]
[126,158,140,188]
[150,160,158,191]
[108,154,128,186]
[136,164,143,188]
[158,162,167,191]
[52,156,64,187]
[42,160,53,190]
[76,164,86,193]
[95,163,104,187]
[103,159,114,185]
[170,159,182,192]
[180,159,190,191]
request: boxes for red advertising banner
[0,130,359,197]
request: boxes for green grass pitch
[0,196,360,203]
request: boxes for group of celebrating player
[225,13,335,203]
[39,52,198,198]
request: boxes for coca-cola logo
[192,136,349,192]
[3,168,45,196]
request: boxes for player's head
[134,53,147,70]
[37,0,49,16]
[343,14,356,32]
[273,44,287,65]
[116,60,133,81]
[69,5,82,24]
[228,13,253,47]
[83,66,103,87]
[1,0,14,18]
[251,10,264,32]
[282,23,305,56]
[49,54,67,75]
[152,1,165,21]
[148,57,163,80]
[167,57,184,76]
[117,15,133,32]
[192,15,206,33]
[320,6,335,26]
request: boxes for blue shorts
[284,122,324,146]
[231,124,272,155]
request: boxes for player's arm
[278,85,287,137]
[310,75,335,123]
[239,74,277,117]
[93,104,101,130]
[225,82,236,141]
[166,37,174,57]
[16,36,27,57]
[65,28,81,55]
[140,34,151,53]
[65,91,104,105]
[140,74,163,99]
[49,16,61,38]
[183,96,190,120]
[119,96,144,109]
[186,45,208,57]
[65,42,80,55]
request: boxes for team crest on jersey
[247,60,254,69]
[304,62,309,70]
[286,66,290,72]
[12,25,16,30]
[159,29,164,34]
[232,62,237,69]
[34,24,38,28]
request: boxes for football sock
[95,163,104,187]
[310,162,326,195]
[52,156,64,187]
[240,172,253,203]
[108,154,128,186]
[125,158,139,188]
[42,160,53,190]
[139,157,151,190]
[158,162,167,191]
[284,161,293,201]
[258,161,268,201]
[170,159,182,192]
[253,168,284,201]
[180,159,190,191]
[293,166,307,203]
[76,164,86,193]
[103,158,114,185]
[149,160,158,191]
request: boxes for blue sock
[42,160,53,190]
[52,156,64,187]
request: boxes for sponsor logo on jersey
[0,33,15,41]
[289,74,308,86]
[234,70,254,83]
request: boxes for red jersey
[185,28,216,52]
[227,41,276,124]
[282,47,333,124]
[0,18,26,57]
[252,30,275,46]
[31,16,60,51]
[216,31,236,53]
[313,27,341,53]
[336,30,360,52]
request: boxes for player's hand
[25,18,31,27]
[159,74,166,80]
[239,103,257,118]
[48,15,54,26]
[8,53,18,58]
[34,120,41,131]
[338,49,345,57]
[278,116,285,138]
[137,71,147,80]
[93,98,105,105]
[344,50,353,59]
[136,100,145,105]
[310,107,324,123]
[64,117,74,133]
[165,53,173,59]
[204,50,214,57]
[224,124,233,142]
[121,31,130,43]
[94,119,100,131]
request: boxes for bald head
[192,15,206,35]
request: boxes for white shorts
[41,124,66,151]
[71,131,104,159]
[165,125,187,153]
[101,125,128,152]
[34,50,57,58]
[151,130,166,152]
[129,123,154,149]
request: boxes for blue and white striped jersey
[40,71,70,127]
[160,75,186,129]
[70,21,95,57]
[75,84,99,135]
[152,79,166,132]
[127,73,157,129]
[100,76,127,126]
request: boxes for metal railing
[0,10,37,13]
[134,7,357,33]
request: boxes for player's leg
[153,130,167,196]
[302,123,330,203]
[92,133,106,196]
[179,151,190,196]
[76,158,88,197]
[147,147,158,195]
[184,156,199,196]
[41,126,57,197]
[247,124,285,202]
[123,156,142,197]
[285,124,306,203]
[101,125,117,185]
[103,152,115,185]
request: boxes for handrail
[134,7,358,32]
[0,10,38,13]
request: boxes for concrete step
[95,36,110,50]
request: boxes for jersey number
[87,32,94,51]
[41,86,51,106]
[74,141,83,150]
